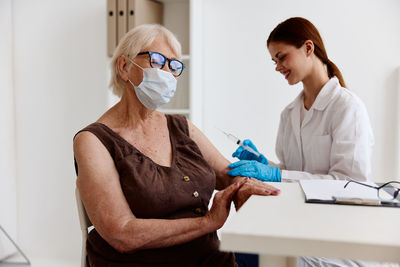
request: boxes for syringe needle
[216,127,260,157]
[215,126,229,137]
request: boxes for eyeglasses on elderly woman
[134,51,185,77]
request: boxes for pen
[332,197,381,206]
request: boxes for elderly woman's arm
[74,131,245,253]
[187,120,280,209]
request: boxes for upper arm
[73,131,135,243]
[330,101,373,181]
[186,120,232,190]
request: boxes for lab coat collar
[311,77,340,111]
[287,77,340,111]
[287,90,303,110]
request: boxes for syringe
[217,128,260,157]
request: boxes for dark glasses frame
[344,179,400,201]
[137,51,185,77]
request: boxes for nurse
[228,17,374,183]
[227,17,390,267]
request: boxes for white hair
[109,24,182,97]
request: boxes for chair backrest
[75,187,92,267]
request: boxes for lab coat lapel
[311,77,340,111]
[300,77,340,128]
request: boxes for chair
[75,187,92,267]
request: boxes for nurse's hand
[232,139,269,164]
[228,160,281,182]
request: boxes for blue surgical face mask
[128,61,177,110]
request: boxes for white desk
[220,182,400,266]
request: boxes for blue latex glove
[228,160,281,182]
[232,139,269,165]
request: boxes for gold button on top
[183,175,190,182]
[195,208,202,214]
[193,191,199,198]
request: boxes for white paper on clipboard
[299,179,397,203]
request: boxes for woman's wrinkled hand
[232,177,280,210]
[203,179,247,231]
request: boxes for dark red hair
[267,17,346,87]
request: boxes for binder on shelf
[127,0,163,31]
[107,0,117,57]
[117,0,128,44]
[134,0,163,28]
[107,0,164,57]
[127,0,135,30]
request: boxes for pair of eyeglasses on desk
[344,179,400,201]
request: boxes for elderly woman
[73,24,279,266]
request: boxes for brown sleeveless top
[74,114,236,267]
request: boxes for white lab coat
[270,78,392,267]
[271,77,374,182]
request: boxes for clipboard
[299,180,400,208]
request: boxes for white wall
[0,0,17,259]
[12,0,108,262]
[201,0,400,182]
